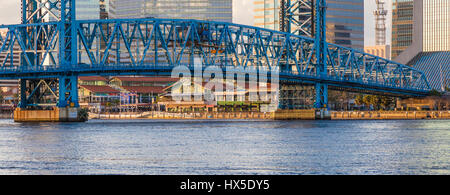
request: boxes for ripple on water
[0,119,448,175]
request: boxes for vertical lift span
[16,0,82,122]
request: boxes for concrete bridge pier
[14,76,86,122]
[315,109,331,120]
[14,107,85,122]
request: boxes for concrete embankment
[332,111,450,120]
[90,111,275,120]
[14,108,85,122]
[90,110,318,120]
[0,113,13,119]
[90,110,450,120]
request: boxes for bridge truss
[0,0,431,109]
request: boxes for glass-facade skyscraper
[391,0,414,59]
[392,0,450,59]
[76,0,101,20]
[326,0,364,49]
[110,0,233,22]
[394,0,450,91]
[254,0,280,30]
[42,0,103,21]
[253,0,364,50]
[422,0,450,52]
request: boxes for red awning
[113,77,179,83]
[78,76,109,82]
[121,86,165,94]
[80,85,120,93]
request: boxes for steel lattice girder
[0,18,431,97]
[281,0,315,37]
[18,78,59,108]
[22,0,62,24]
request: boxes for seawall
[332,111,450,120]
[89,110,450,120]
[14,107,85,122]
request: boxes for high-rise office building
[326,0,364,49]
[254,0,364,49]
[40,0,103,21]
[110,0,233,22]
[254,0,280,30]
[391,0,414,58]
[391,0,414,59]
[422,0,450,52]
[394,0,450,63]
[76,0,101,20]
[393,0,450,91]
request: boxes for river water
[0,119,448,175]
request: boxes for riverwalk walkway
[88,110,450,120]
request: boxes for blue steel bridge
[0,0,431,110]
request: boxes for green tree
[430,89,443,97]
[355,94,364,106]
[380,96,394,110]
[78,108,89,122]
[370,95,381,110]
[362,95,372,109]
[112,99,120,106]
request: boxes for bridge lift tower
[19,0,331,115]
[280,0,329,110]
[16,0,81,121]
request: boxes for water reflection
[0,119,448,175]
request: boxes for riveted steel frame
[0,0,432,109]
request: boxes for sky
[0,0,388,46]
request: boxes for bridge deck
[0,18,431,98]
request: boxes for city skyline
[110,0,232,22]
[0,0,384,47]
[254,0,366,49]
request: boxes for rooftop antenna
[374,0,388,45]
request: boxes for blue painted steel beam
[0,18,431,92]
[313,0,328,109]
[0,0,433,109]
[0,64,429,98]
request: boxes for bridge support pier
[18,79,27,109]
[278,83,315,110]
[314,83,331,120]
[314,83,328,109]
[14,76,85,122]
[58,75,79,108]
